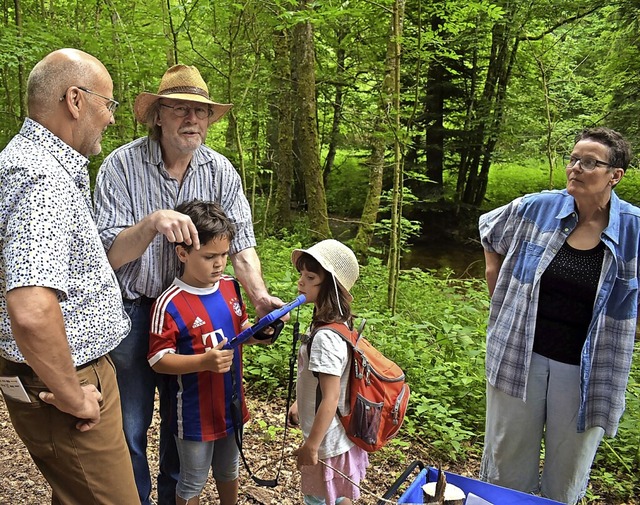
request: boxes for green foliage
[325,150,370,217]
[611,168,640,207]
[244,214,640,503]
[481,159,567,209]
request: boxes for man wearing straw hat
[94,64,283,505]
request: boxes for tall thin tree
[387,0,405,312]
[292,0,331,239]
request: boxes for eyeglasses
[60,86,119,114]
[160,103,213,120]
[563,154,612,171]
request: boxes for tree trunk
[424,14,446,190]
[387,0,405,312]
[473,37,519,206]
[165,0,179,66]
[292,0,331,240]
[271,28,294,230]
[353,139,385,259]
[2,0,15,128]
[14,0,25,119]
[458,11,516,206]
[322,26,347,185]
[353,1,404,259]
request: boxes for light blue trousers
[480,352,604,505]
[175,434,239,500]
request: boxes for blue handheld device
[227,294,306,348]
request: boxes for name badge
[0,376,32,403]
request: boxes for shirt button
[564,228,569,232]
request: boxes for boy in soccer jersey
[147,199,273,505]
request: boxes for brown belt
[0,355,102,377]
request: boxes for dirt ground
[0,390,434,504]
[1,390,636,504]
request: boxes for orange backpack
[309,320,410,452]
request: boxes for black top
[533,241,605,365]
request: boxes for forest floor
[0,389,474,505]
[0,390,635,504]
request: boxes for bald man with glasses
[0,48,137,504]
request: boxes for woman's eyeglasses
[564,155,612,171]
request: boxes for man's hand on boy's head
[150,209,200,250]
[200,339,233,373]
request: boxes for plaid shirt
[94,137,255,300]
[479,189,640,436]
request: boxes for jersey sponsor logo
[192,316,206,328]
[202,329,225,351]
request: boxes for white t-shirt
[297,325,354,459]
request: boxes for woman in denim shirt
[478,127,640,504]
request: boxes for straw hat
[292,239,359,300]
[134,65,232,125]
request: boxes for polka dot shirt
[0,118,130,365]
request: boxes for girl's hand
[288,401,300,427]
[293,442,318,469]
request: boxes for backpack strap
[307,322,355,357]
[307,321,362,414]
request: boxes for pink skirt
[301,445,369,504]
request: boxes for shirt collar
[145,137,164,166]
[20,118,90,188]
[555,189,577,220]
[602,190,621,245]
[555,188,621,246]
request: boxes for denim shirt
[479,189,640,436]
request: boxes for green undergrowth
[240,233,639,503]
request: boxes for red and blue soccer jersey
[148,276,250,441]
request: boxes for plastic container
[382,463,563,505]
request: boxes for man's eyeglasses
[60,86,119,114]
[563,154,612,171]
[160,103,213,120]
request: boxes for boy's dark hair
[174,199,236,250]
[295,252,352,326]
[575,127,632,171]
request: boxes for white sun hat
[291,239,359,304]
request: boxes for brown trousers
[0,355,139,504]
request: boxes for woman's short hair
[575,127,632,171]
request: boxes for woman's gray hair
[575,127,632,171]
